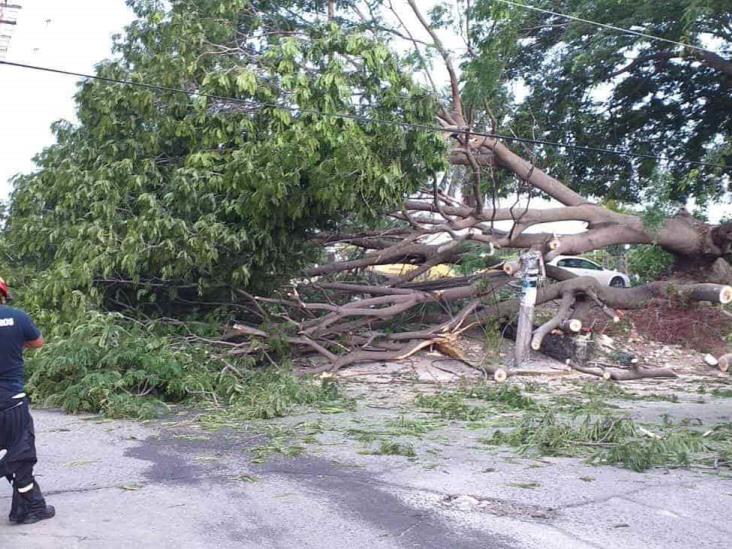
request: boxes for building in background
[0,1,22,59]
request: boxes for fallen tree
[4,1,731,384]
[214,1,732,376]
[224,264,731,375]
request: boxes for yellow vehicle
[368,263,461,281]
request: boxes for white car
[547,256,631,288]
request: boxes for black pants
[0,396,37,490]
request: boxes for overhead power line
[494,0,720,55]
[0,59,728,170]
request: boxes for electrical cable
[0,59,728,170]
[494,0,722,55]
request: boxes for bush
[26,313,341,419]
[626,245,674,284]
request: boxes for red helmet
[0,277,9,299]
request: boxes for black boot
[8,484,23,523]
[10,480,55,524]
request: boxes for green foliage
[487,412,638,457]
[346,416,443,445]
[386,416,443,436]
[486,411,731,472]
[626,245,675,283]
[639,171,691,234]
[415,391,487,421]
[507,482,541,489]
[4,0,445,317]
[26,313,204,418]
[347,428,379,444]
[26,312,343,419]
[601,431,707,472]
[209,368,344,420]
[480,320,502,364]
[549,382,680,416]
[469,0,731,203]
[373,440,416,458]
[249,426,306,463]
[415,383,536,420]
[454,242,496,275]
[0,1,452,419]
[461,383,537,410]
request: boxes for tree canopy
[463,0,731,204]
[3,0,444,320]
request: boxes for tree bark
[572,364,677,381]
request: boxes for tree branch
[406,0,464,122]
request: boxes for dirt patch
[441,494,556,520]
[571,298,731,360]
[619,303,730,357]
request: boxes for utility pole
[513,250,541,367]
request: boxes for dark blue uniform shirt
[0,305,41,399]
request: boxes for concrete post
[514,250,541,367]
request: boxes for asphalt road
[1,403,731,549]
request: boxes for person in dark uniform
[0,277,55,524]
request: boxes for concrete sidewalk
[1,406,730,549]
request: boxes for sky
[0,0,133,198]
